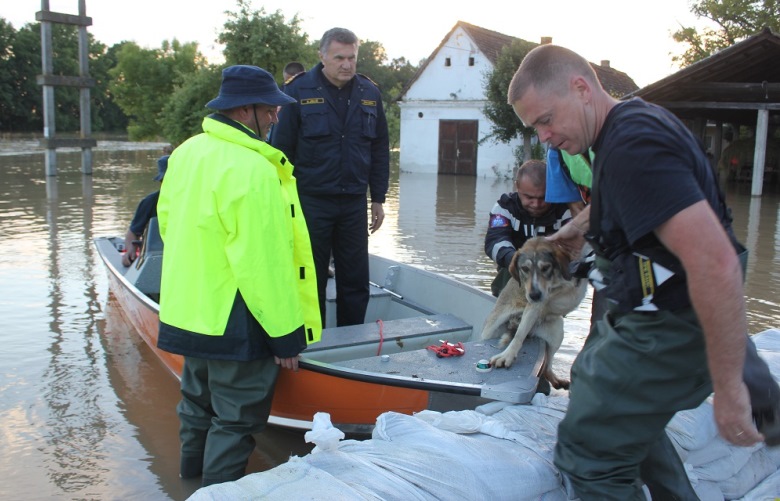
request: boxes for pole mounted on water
[36,0,96,176]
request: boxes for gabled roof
[629,27,780,125]
[459,21,516,65]
[397,20,638,101]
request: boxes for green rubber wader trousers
[554,307,712,500]
[177,355,280,486]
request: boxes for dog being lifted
[480,236,587,389]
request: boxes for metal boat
[94,219,546,433]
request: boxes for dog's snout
[528,288,543,302]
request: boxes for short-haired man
[508,44,779,499]
[282,61,305,83]
[272,28,390,328]
[484,159,571,296]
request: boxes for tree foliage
[0,20,123,132]
[0,5,418,143]
[219,0,317,83]
[160,65,222,146]
[109,39,204,140]
[483,39,539,163]
[672,0,780,66]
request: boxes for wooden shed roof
[629,27,780,126]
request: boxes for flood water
[1,136,780,500]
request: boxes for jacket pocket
[301,107,330,138]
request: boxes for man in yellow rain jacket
[157,65,321,487]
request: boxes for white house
[397,21,638,177]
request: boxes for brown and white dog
[480,236,587,389]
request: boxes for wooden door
[438,120,478,175]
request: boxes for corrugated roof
[397,20,638,101]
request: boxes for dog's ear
[509,250,522,283]
[551,245,573,281]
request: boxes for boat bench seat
[306,313,471,353]
[133,217,163,295]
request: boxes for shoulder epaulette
[357,73,379,88]
[284,71,306,86]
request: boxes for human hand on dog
[546,205,589,261]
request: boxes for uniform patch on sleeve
[301,97,325,105]
[360,99,376,106]
[489,214,510,228]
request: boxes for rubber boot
[180,454,203,479]
[639,433,699,501]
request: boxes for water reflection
[1,139,780,500]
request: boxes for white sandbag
[717,447,779,499]
[692,443,761,482]
[690,479,724,501]
[736,467,780,500]
[666,400,718,451]
[687,437,762,468]
[751,329,780,353]
[762,444,780,468]
[374,411,563,500]
[413,408,486,433]
[752,329,780,381]
[187,458,368,501]
[304,441,444,500]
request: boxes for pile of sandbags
[189,329,780,501]
[666,329,780,500]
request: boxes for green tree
[0,18,23,131]
[91,42,129,132]
[0,17,129,133]
[355,40,418,150]
[1,21,89,131]
[109,39,204,140]
[483,38,539,164]
[219,0,316,83]
[160,65,222,146]
[672,0,780,66]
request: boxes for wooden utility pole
[36,0,97,176]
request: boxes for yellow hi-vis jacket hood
[157,115,321,345]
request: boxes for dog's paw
[545,370,570,390]
[490,350,518,368]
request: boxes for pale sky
[6,0,712,88]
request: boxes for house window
[468,57,475,66]
[445,57,451,67]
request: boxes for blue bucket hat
[153,155,169,181]
[206,65,296,110]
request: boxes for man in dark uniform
[484,159,572,296]
[272,27,390,327]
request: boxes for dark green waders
[555,307,713,500]
[177,356,280,487]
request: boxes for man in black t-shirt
[508,44,780,500]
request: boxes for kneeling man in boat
[156,65,321,487]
